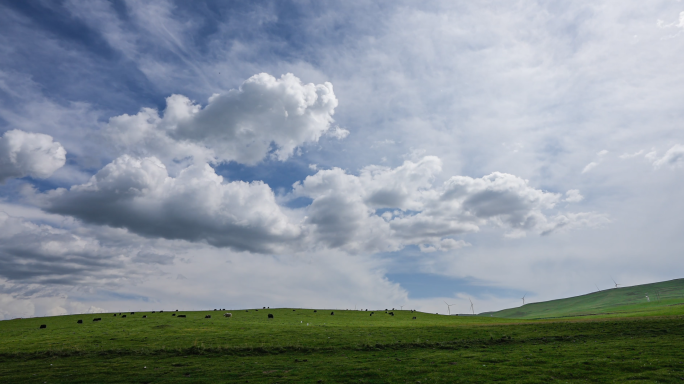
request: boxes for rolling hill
[484,278,684,319]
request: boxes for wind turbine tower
[521,293,526,306]
[468,298,475,315]
[444,301,456,315]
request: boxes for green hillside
[485,278,684,319]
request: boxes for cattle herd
[36,308,420,328]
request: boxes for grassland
[1,298,684,382]
[486,278,684,320]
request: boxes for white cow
[224,313,232,318]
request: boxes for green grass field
[2,293,684,383]
[486,278,684,320]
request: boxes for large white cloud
[42,155,302,253]
[293,157,604,252]
[0,129,66,183]
[106,73,341,167]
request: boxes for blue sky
[1,0,684,318]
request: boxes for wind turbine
[595,284,602,292]
[444,301,456,315]
[611,278,621,288]
[468,298,475,315]
[521,293,527,306]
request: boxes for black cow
[176,309,178,312]
[93,318,101,322]
[39,324,46,329]
[122,315,127,318]
[131,312,135,315]
[143,315,147,318]
[268,314,274,319]
[113,314,117,316]
[178,315,186,318]
[172,313,176,316]
[314,310,317,313]
[293,309,295,311]
[412,317,417,320]
[370,313,373,316]
[77,320,83,324]
[330,312,334,315]
[205,315,211,319]
[389,312,394,316]
[263,307,266,309]
[152,311,156,313]
[160,310,164,313]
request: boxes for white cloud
[0,129,66,183]
[652,144,684,168]
[42,155,302,253]
[106,73,339,167]
[564,189,584,203]
[293,157,600,253]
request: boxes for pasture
[1,305,684,382]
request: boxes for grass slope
[2,306,684,382]
[486,278,684,319]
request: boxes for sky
[0,0,683,319]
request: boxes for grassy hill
[484,278,684,319]
[1,305,684,382]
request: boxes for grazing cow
[113,314,117,316]
[40,324,46,329]
[389,312,394,316]
[178,315,186,318]
[412,317,416,320]
[172,314,176,316]
[293,309,295,311]
[152,311,156,313]
[314,310,317,313]
[224,313,232,318]
[122,315,127,318]
[330,312,334,315]
[93,318,101,322]
[160,310,164,313]
[245,310,248,312]
[263,307,266,309]
[77,320,83,324]
[176,309,178,312]
[131,312,135,315]
[370,313,373,316]
[205,315,211,319]
[268,314,274,319]
[142,315,147,318]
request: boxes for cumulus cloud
[105,73,339,167]
[38,155,601,255]
[42,155,302,253]
[0,129,66,183]
[652,144,684,168]
[293,157,602,253]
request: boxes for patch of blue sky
[386,272,526,300]
[213,155,316,194]
[0,2,164,114]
